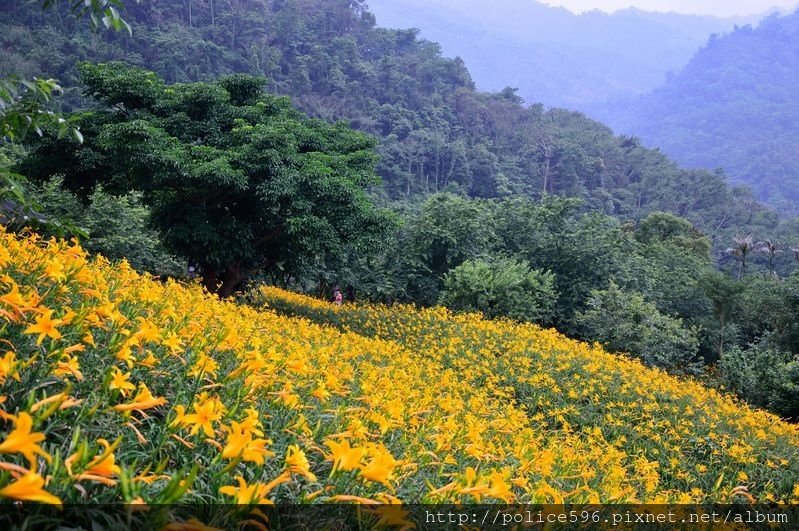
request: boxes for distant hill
[592,11,799,214]
[366,0,763,110]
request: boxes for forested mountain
[366,0,764,111]
[0,0,779,243]
[594,11,799,215]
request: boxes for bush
[438,257,557,324]
[577,281,701,372]
[31,177,184,277]
[719,337,799,420]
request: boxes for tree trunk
[201,261,246,298]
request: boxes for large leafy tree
[22,63,393,296]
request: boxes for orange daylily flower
[178,394,225,437]
[0,351,20,384]
[23,310,63,345]
[108,367,136,397]
[54,355,83,381]
[66,439,122,486]
[113,383,167,412]
[0,471,62,506]
[221,421,275,465]
[359,447,397,488]
[0,412,51,466]
[325,439,366,473]
[284,444,316,481]
[219,473,290,505]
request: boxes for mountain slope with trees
[593,11,799,215]
[0,0,779,242]
[366,0,764,111]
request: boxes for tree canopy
[22,63,394,296]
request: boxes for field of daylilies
[1,229,799,526]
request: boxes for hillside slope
[1,230,798,517]
[593,11,799,215]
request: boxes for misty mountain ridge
[366,0,769,110]
[593,10,799,215]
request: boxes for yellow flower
[0,351,20,384]
[113,383,167,412]
[169,405,188,429]
[0,284,27,321]
[188,352,218,379]
[359,447,397,488]
[285,444,316,481]
[23,310,63,345]
[54,355,83,381]
[325,439,366,472]
[219,473,290,505]
[486,470,514,502]
[0,471,62,506]
[180,394,225,437]
[162,332,183,353]
[139,350,159,368]
[108,367,136,397]
[82,331,96,347]
[66,439,122,486]
[222,421,275,465]
[0,412,51,466]
[366,500,414,530]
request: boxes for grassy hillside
[1,230,798,524]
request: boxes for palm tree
[726,235,754,279]
[757,239,783,277]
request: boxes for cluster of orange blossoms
[0,228,798,525]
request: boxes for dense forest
[595,11,799,215]
[0,0,783,236]
[2,0,799,420]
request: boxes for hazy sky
[544,0,797,16]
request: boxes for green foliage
[494,195,637,332]
[635,211,711,258]
[82,186,184,276]
[39,0,132,33]
[699,270,745,361]
[29,177,183,276]
[0,77,83,142]
[439,258,557,324]
[577,282,701,371]
[23,63,393,296]
[1,0,132,237]
[411,193,498,276]
[719,336,799,420]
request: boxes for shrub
[439,257,557,324]
[577,281,701,371]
